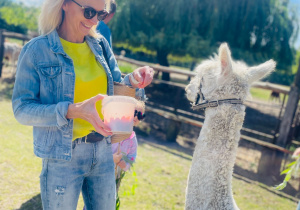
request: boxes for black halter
[195,82,205,105]
[191,81,243,110]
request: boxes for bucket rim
[102,95,137,108]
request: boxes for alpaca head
[186,43,276,103]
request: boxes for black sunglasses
[134,110,146,121]
[71,0,109,21]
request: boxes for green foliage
[292,50,300,74]
[111,0,207,62]
[115,155,137,210]
[0,0,12,7]
[274,156,300,190]
[0,0,39,34]
[118,61,136,74]
[111,0,299,84]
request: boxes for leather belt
[79,132,105,143]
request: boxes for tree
[111,0,298,84]
[111,0,205,81]
[0,0,39,34]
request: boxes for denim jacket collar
[47,30,66,55]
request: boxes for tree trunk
[276,58,300,147]
[157,50,170,81]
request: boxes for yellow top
[60,38,108,140]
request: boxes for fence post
[276,58,300,147]
[264,58,300,179]
[0,30,5,78]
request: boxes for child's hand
[113,151,123,164]
[117,160,127,170]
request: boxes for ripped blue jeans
[39,137,116,210]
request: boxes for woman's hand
[66,94,112,136]
[130,66,154,88]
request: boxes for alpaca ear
[247,60,276,84]
[219,43,233,77]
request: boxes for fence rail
[0,31,294,155]
[116,55,290,94]
[2,31,33,41]
[0,30,34,77]
[116,55,293,156]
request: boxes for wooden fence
[0,30,34,77]
[115,55,295,154]
[116,55,300,183]
[0,30,296,156]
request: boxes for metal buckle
[207,101,211,107]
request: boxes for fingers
[90,116,112,136]
[113,152,122,163]
[117,160,126,169]
[141,67,154,88]
[133,66,154,88]
[91,94,107,103]
[132,70,144,83]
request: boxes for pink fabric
[111,131,138,171]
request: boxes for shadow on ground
[18,194,42,210]
[0,76,15,100]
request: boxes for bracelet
[129,73,140,85]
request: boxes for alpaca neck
[203,104,245,142]
[185,104,244,210]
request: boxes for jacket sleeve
[101,38,147,100]
[12,41,71,132]
[101,38,132,86]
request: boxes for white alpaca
[185,43,276,210]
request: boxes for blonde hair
[38,0,109,38]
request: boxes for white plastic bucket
[102,96,137,134]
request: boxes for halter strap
[191,98,244,110]
[195,83,205,105]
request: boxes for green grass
[114,43,156,56]
[5,38,24,46]
[249,87,293,104]
[118,61,137,74]
[249,87,279,102]
[0,80,297,209]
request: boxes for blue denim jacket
[12,30,132,161]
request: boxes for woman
[12,0,153,209]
